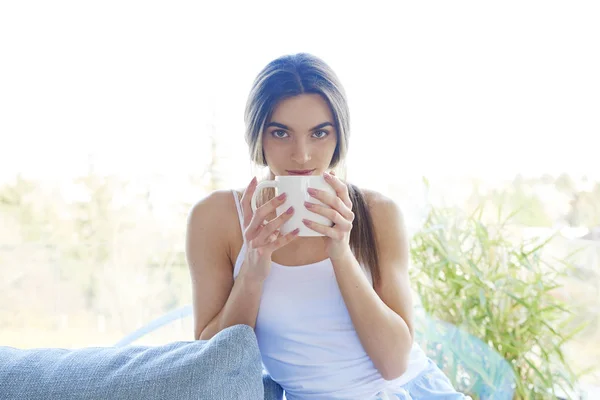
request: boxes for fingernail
[307,188,317,196]
[292,228,300,235]
[286,206,294,214]
[323,172,330,180]
[302,219,311,225]
[250,177,257,185]
[304,201,313,208]
[277,193,286,200]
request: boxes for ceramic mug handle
[251,180,278,213]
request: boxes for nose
[290,138,311,165]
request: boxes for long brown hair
[244,53,380,286]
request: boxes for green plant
[409,201,593,399]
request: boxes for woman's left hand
[303,171,354,259]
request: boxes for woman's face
[262,93,338,176]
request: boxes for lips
[286,169,315,175]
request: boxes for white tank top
[231,191,429,400]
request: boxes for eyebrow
[265,121,334,131]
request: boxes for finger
[249,226,278,250]
[245,192,288,239]
[254,229,281,250]
[304,202,354,227]
[240,177,258,227]
[302,219,345,240]
[266,231,279,244]
[265,227,300,252]
[323,172,352,209]
[253,207,294,246]
[307,187,349,218]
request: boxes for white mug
[251,175,336,237]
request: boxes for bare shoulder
[360,184,408,254]
[357,187,405,228]
[355,186,409,266]
[186,189,242,258]
[188,189,238,228]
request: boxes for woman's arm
[200,274,265,340]
[186,190,263,340]
[329,192,414,381]
[187,182,298,340]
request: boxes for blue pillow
[0,324,263,400]
[263,371,284,400]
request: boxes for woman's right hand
[238,177,299,283]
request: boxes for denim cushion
[262,372,284,400]
[0,324,263,400]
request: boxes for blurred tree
[0,175,46,241]
[567,184,600,228]
[555,173,577,194]
[465,176,554,227]
[554,174,600,227]
[66,157,131,313]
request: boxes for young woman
[186,53,468,399]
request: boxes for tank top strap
[231,190,245,241]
